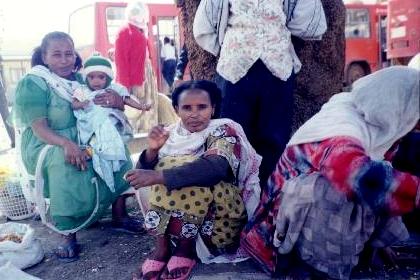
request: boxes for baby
[72,54,151,191]
[72,53,151,113]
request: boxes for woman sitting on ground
[125,80,261,280]
[13,31,143,262]
[241,66,420,279]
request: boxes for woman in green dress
[14,32,142,261]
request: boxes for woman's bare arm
[124,96,151,111]
[31,118,87,170]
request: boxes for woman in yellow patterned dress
[126,80,261,280]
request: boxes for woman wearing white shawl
[126,80,261,280]
[13,32,144,262]
[241,66,420,279]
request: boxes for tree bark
[291,0,346,131]
[179,0,346,131]
[178,0,218,80]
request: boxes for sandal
[55,240,80,263]
[132,259,166,280]
[162,256,196,280]
[112,217,146,234]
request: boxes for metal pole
[0,55,15,148]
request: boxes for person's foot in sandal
[55,233,80,262]
[161,239,197,280]
[112,194,146,234]
[111,216,146,233]
[132,235,171,280]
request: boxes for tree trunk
[291,0,346,131]
[0,62,15,148]
[179,0,346,131]
[179,0,218,80]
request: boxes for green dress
[14,74,132,231]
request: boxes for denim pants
[162,59,177,87]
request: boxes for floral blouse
[216,0,301,83]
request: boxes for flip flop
[132,259,166,280]
[55,241,80,263]
[162,256,196,280]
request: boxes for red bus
[387,0,420,65]
[344,0,419,85]
[68,1,180,91]
[344,3,388,85]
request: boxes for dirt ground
[22,209,155,280]
[2,208,416,280]
[1,118,420,280]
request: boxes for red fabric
[316,137,419,214]
[241,136,420,275]
[115,24,147,89]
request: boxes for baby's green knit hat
[83,53,114,80]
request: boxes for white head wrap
[288,66,420,160]
[408,53,420,70]
[126,1,149,31]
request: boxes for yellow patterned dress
[144,124,247,253]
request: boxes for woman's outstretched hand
[124,169,164,189]
[148,125,170,152]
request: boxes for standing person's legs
[167,59,177,88]
[162,60,175,88]
[256,70,295,188]
[162,60,169,85]
[220,60,294,189]
[219,64,260,145]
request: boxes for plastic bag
[0,262,42,280]
[0,223,44,269]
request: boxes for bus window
[106,6,126,44]
[69,5,94,47]
[345,9,370,38]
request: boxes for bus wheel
[346,63,366,85]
